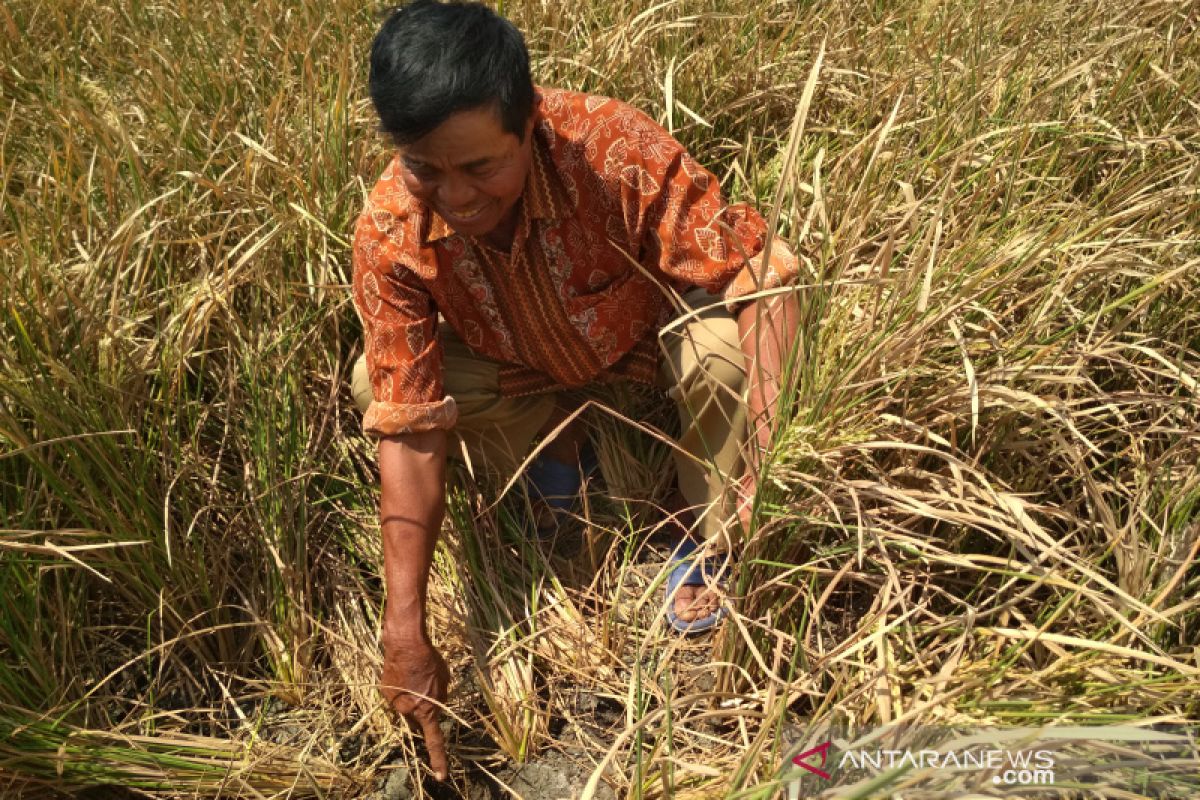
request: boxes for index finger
[417,711,449,781]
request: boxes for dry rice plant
[1,0,1198,797]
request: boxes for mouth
[440,203,491,226]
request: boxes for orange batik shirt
[352,88,799,437]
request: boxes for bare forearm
[378,429,447,641]
[737,291,800,458]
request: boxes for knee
[697,349,746,396]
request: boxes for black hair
[369,0,534,145]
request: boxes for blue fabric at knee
[527,446,599,511]
[527,455,582,511]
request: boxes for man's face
[396,105,534,239]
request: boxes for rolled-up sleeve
[351,211,457,436]
[719,237,801,312]
[615,107,799,309]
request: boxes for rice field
[1,0,1198,798]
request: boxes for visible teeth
[453,207,485,218]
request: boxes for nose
[436,174,478,210]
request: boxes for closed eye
[403,160,437,179]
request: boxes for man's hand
[376,430,450,781]
[380,631,451,781]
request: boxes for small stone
[506,762,573,796]
[381,766,413,800]
[498,755,616,800]
[266,722,302,745]
[337,733,363,764]
[574,690,598,713]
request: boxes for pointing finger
[418,711,449,781]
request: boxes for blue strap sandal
[525,447,600,538]
[664,535,730,634]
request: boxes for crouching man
[350,0,800,781]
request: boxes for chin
[454,218,498,237]
[439,207,498,236]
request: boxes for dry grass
[1,0,1198,798]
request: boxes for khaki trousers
[352,287,747,549]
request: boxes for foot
[660,496,727,630]
[673,568,722,622]
[664,534,729,633]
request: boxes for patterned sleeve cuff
[362,396,458,437]
[722,240,801,312]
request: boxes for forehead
[401,105,514,165]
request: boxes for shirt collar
[426,205,454,243]
[422,126,572,245]
[525,130,571,221]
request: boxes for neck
[480,201,521,252]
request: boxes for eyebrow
[403,155,497,171]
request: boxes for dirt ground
[357,525,720,800]
[368,749,619,800]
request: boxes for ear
[522,110,536,142]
